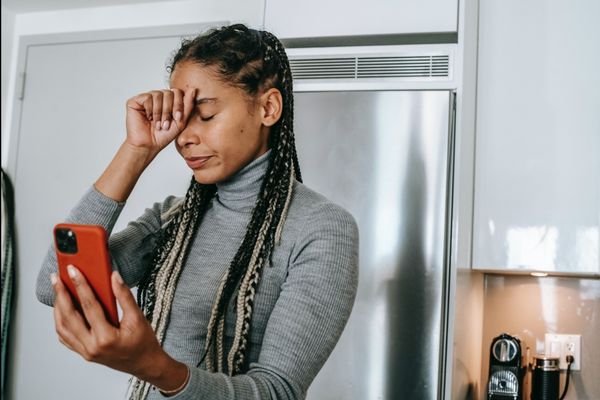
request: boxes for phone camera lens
[56,228,78,254]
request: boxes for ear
[259,88,283,127]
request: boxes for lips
[185,156,212,169]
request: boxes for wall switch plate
[544,334,581,371]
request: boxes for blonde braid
[216,315,226,372]
[151,209,193,331]
[155,221,196,342]
[227,197,278,373]
[204,269,229,372]
[275,162,295,245]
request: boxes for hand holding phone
[54,223,119,326]
[50,247,186,391]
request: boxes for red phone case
[54,223,119,326]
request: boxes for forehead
[169,62,227,93]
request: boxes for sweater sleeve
[35,185,182,306]
[162,203,360,400]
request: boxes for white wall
[1,0,265,170]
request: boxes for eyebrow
[194,97,218,105]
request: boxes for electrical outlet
[544,334,581,371]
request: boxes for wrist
[121,141,156,167]
[158,364,190,397]
[94,142,154,202]
[141,352,189,396]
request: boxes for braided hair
[128,24,302,399]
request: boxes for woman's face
[170,61,272,185]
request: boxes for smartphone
[53,223,119,326]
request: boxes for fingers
[58,335,75,351]
[128,93,152,121]
[149,90,164,129]
[51,273,92,354]
[66,265,113,335]
[160,91,172,130]
[182,88,197,124]
[111,271,144,324]
[55,309,86,355]
[159,89,185,132]
[172,89,184,126]
[129,89,187,130]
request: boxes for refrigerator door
[295,91,453,400]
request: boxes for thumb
[111,271,142,318]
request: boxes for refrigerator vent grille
[289,55,450,80]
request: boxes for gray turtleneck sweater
[36,149,359,400]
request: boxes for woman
[36,24,359,400]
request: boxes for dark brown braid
[130,23,302,399]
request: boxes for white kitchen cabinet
[264,0,457,39]
[472,0,600,276]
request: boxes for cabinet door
[473,0,600,276]
[264,0,457,38]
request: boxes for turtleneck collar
[215,149,272,210]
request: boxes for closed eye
[200,115,215,122]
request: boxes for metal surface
[492,339,518,362]
[488,370,519,396]
[294,91,453,399]
[286,45,456,93]
[533,357,559,371]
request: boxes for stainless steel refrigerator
[294,90,455,400]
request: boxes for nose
[176,124,201,149]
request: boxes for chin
[192,167,231,185]
[192,172,218,185]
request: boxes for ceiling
[1,0,175,13]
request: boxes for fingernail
[67,264,77,279]
[50,273,58,285]
[155,121,161,130]
[162,120,170,130]
[175,111,182,122]
[114,271,124,284]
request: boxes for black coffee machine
[487,333,526,400]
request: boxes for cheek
[214,118,248,142]
[236,118,261,141]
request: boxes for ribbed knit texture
[36,149,359,399]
